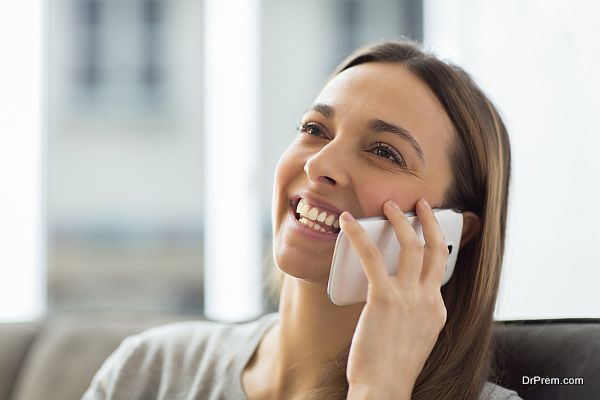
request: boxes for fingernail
[341,211,354,222]
[387,200,400,210]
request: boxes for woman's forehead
[311,62,454,145]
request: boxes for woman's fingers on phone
[416,198,449,286]
[338,211,389,289]
[383,200,424,285]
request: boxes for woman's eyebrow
[305,102,425,165]
[369,119,425,165]
[306,103,335,119]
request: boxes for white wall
[47,0,205,231]
[425,0,600,319]
[0,1,45,321]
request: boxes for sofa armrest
[0,321,41,400]
[9,312,198,400]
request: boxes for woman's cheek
[354,178,397,215]
[356,179,422,215]
[276,145,305,178]
[272,146,305,228]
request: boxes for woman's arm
[339,198,449,399]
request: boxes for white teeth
[317,211,327,222]
[296,200,304,213]
[295,198,340,229]
[324,214,335,226]
[307,207,319,221]
[300,202,310,217]
[299,217,334,233]
[300,217,316,230]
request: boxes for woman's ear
[459,211,481,249]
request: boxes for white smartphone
[327,208,463,306]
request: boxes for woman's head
[269,40,511,399]
[271,60,458,281]
[271,40,505,281]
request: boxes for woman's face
[272,62,455,284]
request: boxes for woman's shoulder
[479,381,523,400]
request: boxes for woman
[84,40,521,400]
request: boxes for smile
[293,198,341,234]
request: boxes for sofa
[1,313,599,400]
[492,318,600,399]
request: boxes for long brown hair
[267,39,511,399]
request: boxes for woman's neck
[246,276,364,399]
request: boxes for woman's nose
[303,143,350,187]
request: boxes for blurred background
[1,0,599,323]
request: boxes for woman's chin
[274,251,332,284]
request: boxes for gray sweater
[82,313,522,400]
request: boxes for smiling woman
[83,40,519,400]
[265,40,515,399]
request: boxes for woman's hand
[342,198,449,400]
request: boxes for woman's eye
[297,122,326,138]
[373,147,393,158]
[371,143,407,167]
